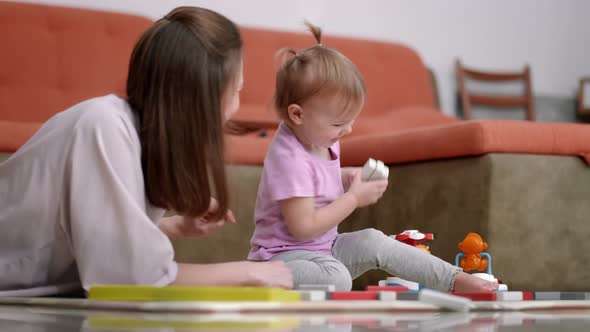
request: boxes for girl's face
[288,93,363,152]
[222,59,244,122]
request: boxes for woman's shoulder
[46,94,140,149]
[70,95,136,133]
[9,95,139,157]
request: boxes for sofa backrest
[0,1,151,123]
[0,1,437,155]
[239,27,436,117]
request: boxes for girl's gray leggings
[270,228,461,291]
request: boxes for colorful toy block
[297,284,336,292]
[329,291,378,300]
[396,291,420,301]
[496,291,534,301]
[300,290,326,301]
[533,292,561,300]
[377,291,398,301]
[452,292,497,301]
[419,289,472,312]
[88,285,301,302]
[383,277,420,291]
[559,292,590,300]
[366,285,409,292]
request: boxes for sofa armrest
[225,104,280,135]
[225,118,279,135]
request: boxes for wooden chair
[577,77,590,122]
[456,60,535,121]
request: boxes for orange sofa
[3,1,590,291]
[4,1,589,166]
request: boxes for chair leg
[526,102,535,121]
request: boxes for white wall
[17,0,590,115]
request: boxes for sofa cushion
[225,107,590,167]
[350,106,456,137]
[225,131,274,165]
[340,120,590,166]
[228,104,280,131]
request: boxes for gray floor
[1,304,590,332]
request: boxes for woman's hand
[160,198,236,240]
[346,169,388,208]
[244,261,294,289]
[174,260,293,289]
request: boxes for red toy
[394,230,434,253]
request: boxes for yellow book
[88,285,301,302]
[87,316,300,330]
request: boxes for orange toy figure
[457,232,488,272]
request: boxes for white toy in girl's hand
[361,158,389,181]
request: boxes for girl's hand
[244,261,293,289]
[341,167,361,192]
[161,198,236,239]
[346,169,388,207]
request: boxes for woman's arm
[173,261,293,288]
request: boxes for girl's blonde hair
[274,22,367,119]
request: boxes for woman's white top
[0,95,178,296]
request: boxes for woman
[0,6,292,296]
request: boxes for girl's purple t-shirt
[248,122,343,260]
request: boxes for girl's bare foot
[452,271,498,292]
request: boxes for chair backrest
[578,77,590,120]
[456,60,535,121]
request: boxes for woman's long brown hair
[126,7,242,220]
